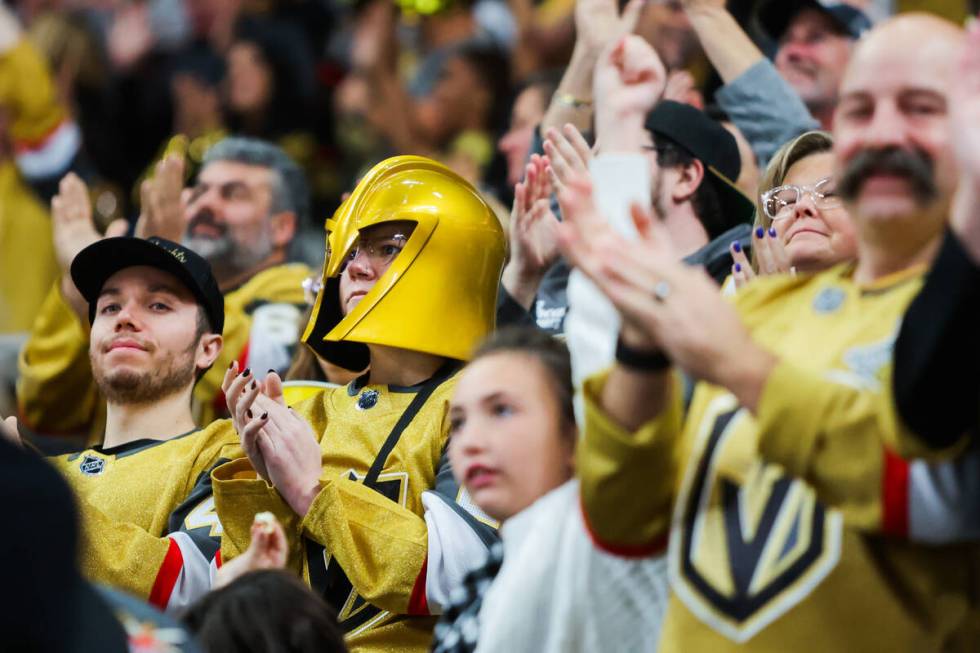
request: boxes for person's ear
[670,158,705,204]
[269,211,298,248]
[196,333,223,372]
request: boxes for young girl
[433,327,668,653]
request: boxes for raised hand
[213,512,288,589]
[729,227,794,290]
[106,3,155,71]
[729,238,755,289]
[593,35,667,153]
[51,172,128,320]
[557,171,673,351]
[501,154,561,309]
[557,171,774,403]
[951,19,980,261]
[51,173,100,273]
[949,20,980,263]
[663,69,704,109]
[222,362,271,481]
[543,123,593,192]
[351,0,397,73]
[953,20,980,175]
[240,380,323,517]
[574,0,646,56]
[137,153,187,241]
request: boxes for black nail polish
[267,369,275,374]
[246,409,252,419]
[261,412,268,420]
[251,380,257,390]
[228,361,234,370]
[243,368,251,377]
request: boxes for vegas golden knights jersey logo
[307,469,409,636]
[669,396,843,643]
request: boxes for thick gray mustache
[838,147,937,204]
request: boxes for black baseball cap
[757,0,872,43]
[71,236,225,335]
[644,101,755,238]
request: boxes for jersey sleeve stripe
[14,119,80,180]
[882,447,910,537]
[408,557,430,616]
[147,538,184,609]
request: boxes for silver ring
[653,280,671,302]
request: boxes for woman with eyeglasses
[729,131,858,289]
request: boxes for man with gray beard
[17,138,313,447]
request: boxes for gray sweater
[716,59,821,167]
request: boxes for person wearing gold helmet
[211,155,507,652]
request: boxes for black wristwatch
[615,337,671,372]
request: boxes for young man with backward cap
[3,236,248,612]
[17,138,311,447]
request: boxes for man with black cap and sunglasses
[3,236,245,613]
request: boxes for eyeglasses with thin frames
[761,176,842,220]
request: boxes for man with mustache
[563,14,980,650]
[16,137,311,447]
[2,236,251,610]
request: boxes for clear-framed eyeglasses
[761,176,842,220]
[341,232,410,271]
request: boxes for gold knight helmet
[302,155,506,370]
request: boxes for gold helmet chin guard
[302,155,506,370]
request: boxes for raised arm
[540,0,644,133]
[681,0,818,165]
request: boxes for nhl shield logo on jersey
[79,454,106,476]
[669,396,843,643]
[812,286,846,314]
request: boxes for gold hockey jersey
[0,37,73,335]
[579,263,980,652]
[17,263,310,443]
[48,422,242,610]
[212,367,497,653]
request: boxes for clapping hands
[222,363,323,516]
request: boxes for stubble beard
[92,344,198,406]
